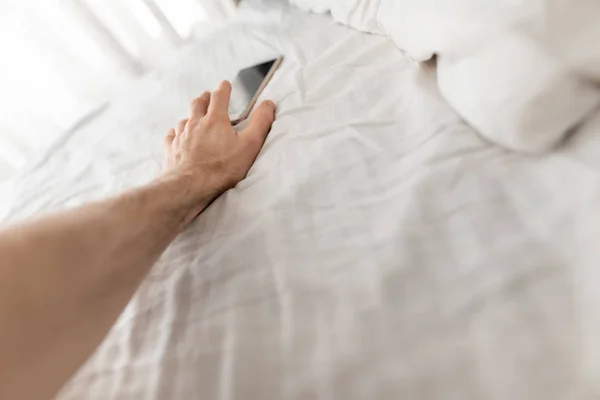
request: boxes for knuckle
[204,113,220,125]
[245,132,265,148]
[191,97,206,108]
[256,106,274,119]
[255,114,270,125]
[185,117,199,130]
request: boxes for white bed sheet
[3,2,600,399]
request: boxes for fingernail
[265,100,275,109]
[218,80,230,89]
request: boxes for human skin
[0,80,275,400]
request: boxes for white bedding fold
[2,2,599,399]
[290,0,600,152]
[289,0,383,34]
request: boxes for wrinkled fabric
[3,2,600,399]
[289,0,383,34]
[291,0,600,152]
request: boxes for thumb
[240,100,276,151]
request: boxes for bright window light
[0,18,81,132]
[125,0,163,38]
[44,1,111,72]
[154,0,208,38]
[0,141,26,169]
[84,0,141,58]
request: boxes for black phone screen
[228,59,277,120]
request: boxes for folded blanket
[289,0,600,153]
[376,0,537,61]
[437,28,600,152]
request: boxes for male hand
[163,80,275,215]
[0,81,275,400]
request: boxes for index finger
[189,91,210,119]
[207,80,232,118]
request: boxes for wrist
[155,169,217,229]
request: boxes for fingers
[165,128,176,146]
[190,91,211,118]
[176,118,188,135]
[240,100,276,150]
[207,80,232,118]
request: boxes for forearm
[0,173,210,400]
[0,79,275,399]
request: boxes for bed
[3,1,600,399]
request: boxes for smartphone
[228,56,283,125]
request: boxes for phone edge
[231,56,284,126]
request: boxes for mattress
[3,2,600,399]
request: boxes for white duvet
[3,2,600,399]
[291,0,600,153]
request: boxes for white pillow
[376,0,600,152]
[289,0,600,152]
[437,28,600,152]
[374,0,600,77]
[376,0,539,61]
[288,0,384,34]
